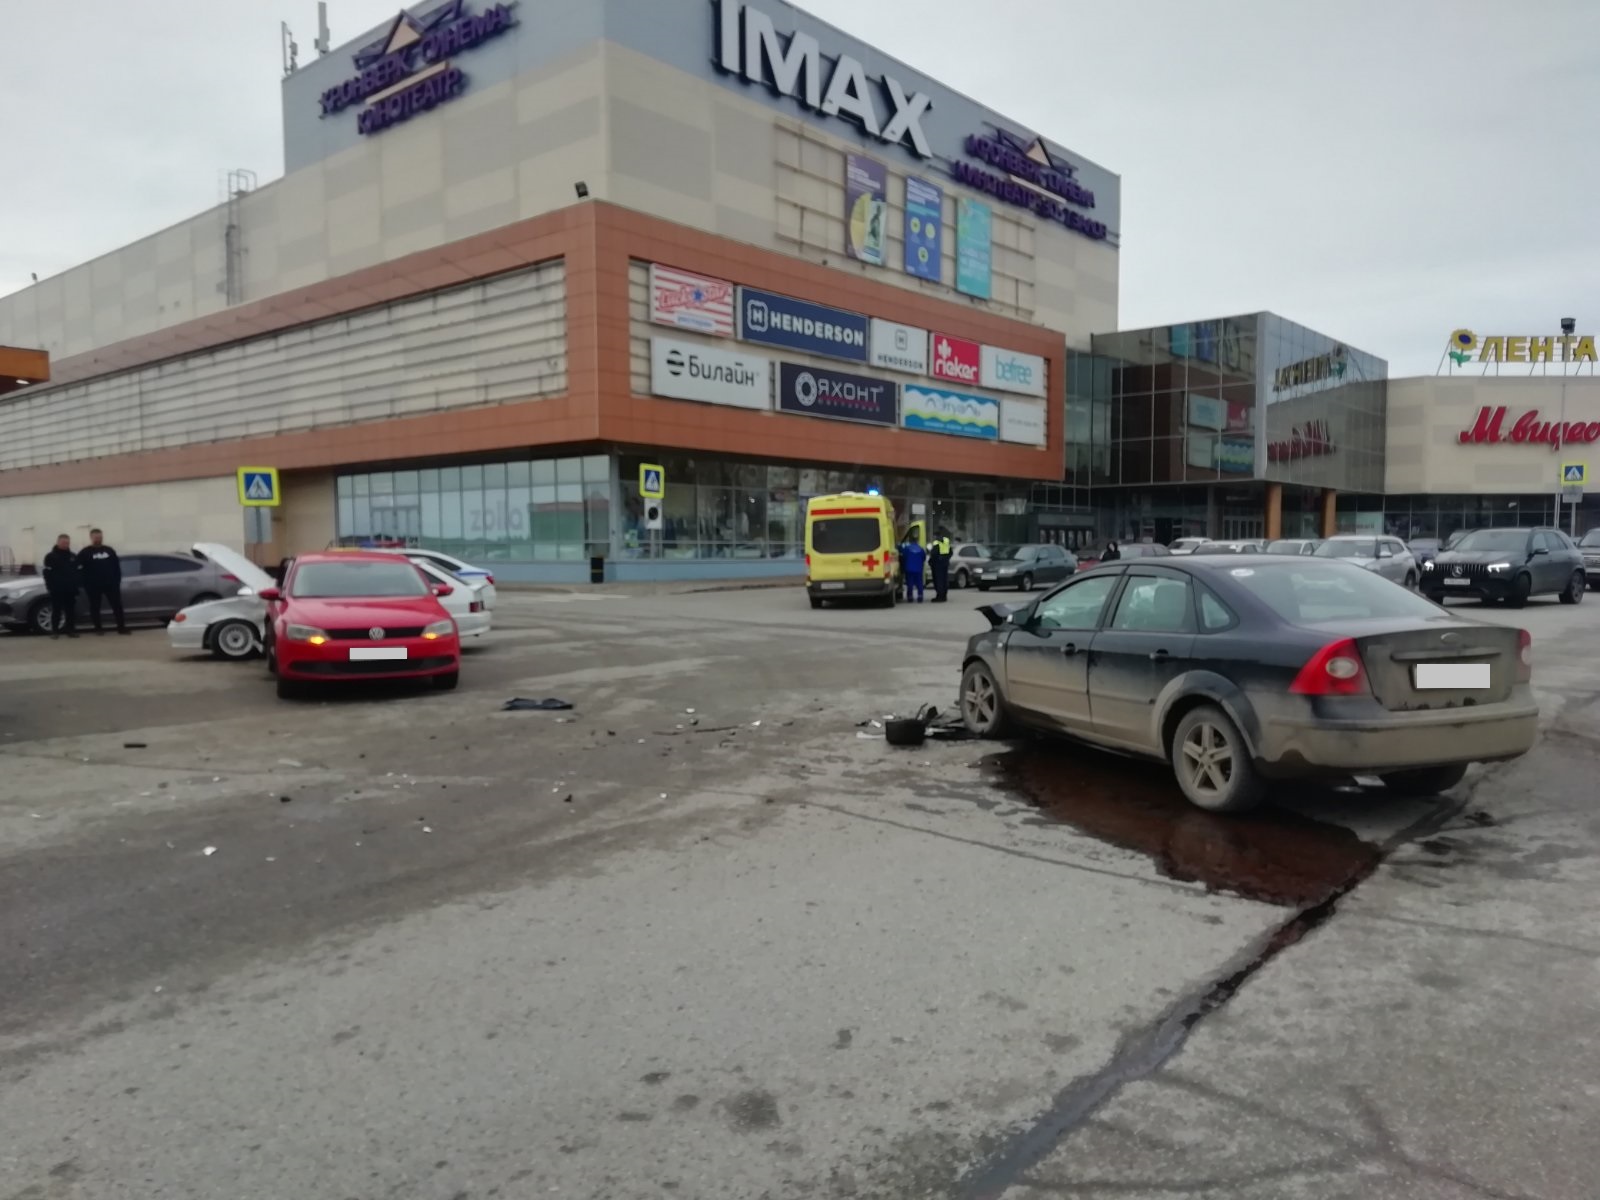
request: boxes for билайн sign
[321,1,516,137]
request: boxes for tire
[977,583,992,592]
[955,569,969,590]
[808,596,823,610]
[1505,573,1532,609]
[432,670,460,691]
[28,599,54,636]
[1020,572,1034,591]
[275,676,303,700]
[1170,705,1263,813]
[877,591,896,609]
[1403,571,1417,589]
[1559,570,1584,605]
[1380,763,1469,797]
[960,660,1012,738]
[210,620,259,660]
[264,636,278,675]
[190,592,222,606]
[1422,590,1445,605]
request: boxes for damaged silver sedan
[959,556,1538,813]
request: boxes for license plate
[819,582,845,591]
[1442,577,1470,587]
[1415,663,1490,689]
[350,647,407,661]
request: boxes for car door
[137,554,208,618]
[1035,544,1066,583]
[1530,531,1558,590]
[1002,573,1122,731]
[1553,531,1584,585]
[1373,539,1399,583]
[1087,569,1198,751]
[110,556,150,618]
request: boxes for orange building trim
[0,345,50,398]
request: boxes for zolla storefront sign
[713,1,934,157]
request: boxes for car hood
[1434,549,1525,565]
[0,576,43,595]
[976,602,1030,628]
[982,559,1029,570]
[179,595,265,623]
[193,542,275,592]
[286,597,446,627]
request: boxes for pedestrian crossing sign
[639,463,666,500]
[1562,463,1586,485]
[237,466,281,507]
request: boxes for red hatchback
[259,552,461,699]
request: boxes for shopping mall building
[1,0,1596,579]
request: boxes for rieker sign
[931,334,980,385]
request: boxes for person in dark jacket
[41,534,80,639]
[929,529,953,602]
[77,528,128,634]
[1102,540,1122,562]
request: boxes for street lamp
[1560,317,1577,534]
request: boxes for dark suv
[1579,529,1600,589]
[1422,526,1586,607]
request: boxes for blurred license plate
[350,647,407,661]
[819,582,845,591]
[1415,663,1490,689]
[1442,578,1470,587]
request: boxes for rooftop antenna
[281,21,299,75]
[315,2,331,55]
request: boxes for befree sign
[713,1,934,157]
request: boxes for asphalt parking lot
[2,585,1598,1199]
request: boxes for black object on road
[503,697,574,712]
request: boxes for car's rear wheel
[211,620,259,660]
[1559,570,1584,605]
[28,599,53,636]
[1505,573,1532,608]
[954,568,969,589]
[1171,705,1263,813]
[808,596,823,610]
[432,671,460,691]
[1020,572,1034,591]
[1380,763,1468,796]
[960,661,1011,738]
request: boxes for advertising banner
[777,363,897,426]
[999,398,1047,446]
[739,287,869,362]
[902,384,999,440]
[903,176,943,281]
[650,337,771,410]
[956,198,993,299]
[1186,393,1226,431]
[845,154,888,266]
[930,332,981,385]
[649,264,735,337]
[980,345,1046,398]
[868,318,929,375]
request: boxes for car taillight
[1517,628,1532,683]
[484,574,495,586]
[221,573,239,583]
[469,601,483,613]
[172,612,186,622]
[1289,638,1369,696]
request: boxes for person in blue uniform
[900,530,926,603]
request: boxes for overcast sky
[3,0,1595,376]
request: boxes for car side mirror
[1377,546,1392,558]
[432,583,454,597]
[257,587,281,601]
[1531,546,1548,556]
[236,587,255,598]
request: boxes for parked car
[1169,537,1212,555]
[261,553,463,699]
[170,552,491,661]
[1077,542,1173,570]
[974,544,1077,591]
[0,546,248,635]
[1190,539,1266,555]
[327,545,498,609]
[957,556,1537,812]
[947,543,993,590]
[1315,535,1419,588]
[1421,527,1585,607]
[1266,538,1322,557]
[1578,529,1600,589]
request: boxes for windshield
[991,545,1025,561]
[290,561,430,599]
[1316,538,1377,559]
[1452,529,1531,553]
[1266,540,1307,556]
[810,518,880,555]
[1580,531,1600,547]
[1234,562,1444,623]
[962,544,992,558]
[1192,543,1240,555]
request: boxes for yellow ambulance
[804,493,900,608]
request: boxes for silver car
[166,544,280,659]
[948,543,993,590]
[1315,535,1419,588]
[0,546,247,635]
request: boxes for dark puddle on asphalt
[987,744,1381,907]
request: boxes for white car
[1169,537,1213,555]
[363,548,497,610]
[170,547,491,661]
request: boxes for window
[1232,562,1444,623]
[811,518,881,555]
[1454,529,1530,554]
[1110,575,1194,633]
[1316,538,1377,559]
[1034,575,1119,631]
[141,555,202,575]
[1198,589,1236,632]
[290,561,429,599]
[958,546,983,559]
[1532,531,1553,553]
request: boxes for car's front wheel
[1505,573,1533,608]
[275,676,303,700]
[960,660,1011,738]
[1559,570,1585,605]
[1380,763,1468,796]
[976,583,992,592]
[28,599,53,636]
[1403,571,1417,589]
[1171,705,1263,813]
[1020,572,1034,591]
[432,670,460,691]
[210,620,259,660]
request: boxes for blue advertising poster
[956,199,992,299]
[739,288,869,363]
[903,177,943,282]
[778,363,897,426]
[901,384,999,440]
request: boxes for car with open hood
[1421,526,1585,607]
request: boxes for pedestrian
[41,534,80,639]
[929,528,953,602]
[900,529,926,603]
[1102,539,1122,562]
[77,528,128,635]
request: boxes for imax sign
[713,1,934,158]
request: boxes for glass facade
[1358,493,1593,541]
[1259,314,1387,494]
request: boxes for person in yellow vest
[929,529,953,602]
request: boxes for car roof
[292,551,412,565]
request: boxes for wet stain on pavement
[989,745,1381,907]
[719,1088,782,1131]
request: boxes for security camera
[1561,317,1577,335]
[574,181,590,199]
